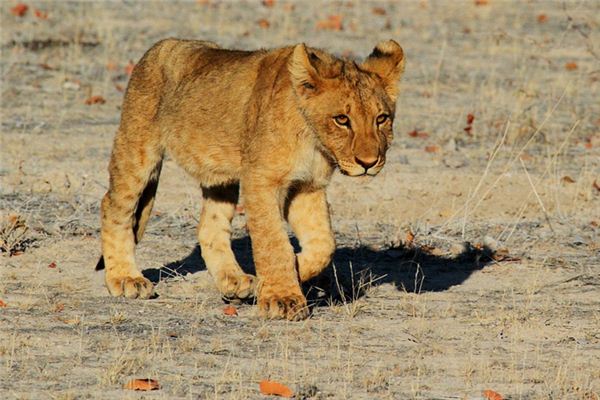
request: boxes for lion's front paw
[215,271,256,300]
[258,289,309,321]
[106,275,154,299]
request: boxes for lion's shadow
[142,236,494,304]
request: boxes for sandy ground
[1,0,599,399]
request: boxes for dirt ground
[1,1,599,399]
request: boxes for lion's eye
[376,114,389,125]
[333,114,350,127]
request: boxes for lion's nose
[354,156,378,170]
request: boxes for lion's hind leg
[198,183,256,300]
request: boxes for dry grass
[1,0,599,399]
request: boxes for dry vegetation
[1,0,599,399]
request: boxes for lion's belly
[165,128,242,187]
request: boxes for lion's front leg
[242,177,309,321]
[286,188,335,283]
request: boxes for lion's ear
[361,40,405,101]
[289,43,321,95]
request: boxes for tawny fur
[98,38,405,320]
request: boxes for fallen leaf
[565,62,578,71]
[467,113,475,124]
[594,180,600,192]
[39,63,54,70]
[561,176,576,184]
[464,125,473,134]
[475,0,489,5]
[54,303,64,312]
[257,18,270,29]
[125,61,135,76]
[537,14,548,23]
[483,389,504,400]
[262,0,275,7]
[48,261,57,268]
[0,300,7,308]
[408,129,429,138]
[519,152,533,161]
[85,95,106,105]
[10,3,28,17]
[34,8,48,19]
[166,332,178,338]
[425,145,440,153]
[591,220,598,227]
[223,305,238,316]
[123,378,160,391]
[405,230,415,245]
[372,7,386,15]
[316,15,343,31]
[492,248,521,263]
[259,380,293,398]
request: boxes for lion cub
[96,39,404,320]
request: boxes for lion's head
[289,40,404,176]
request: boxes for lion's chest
[289,144,333,189]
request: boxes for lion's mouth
[339,164,383,177]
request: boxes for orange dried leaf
[223,305,238,316]
[467,113,475,124]
[537,14,548,23]
[257,18,270,29]
[39,63,53,70]
[519,152,533,161]
[483,389,504,400]
[11,3,28,17]
[561,176,575,184]
[48,261,57,268]
[54,303,65,312]
[316,15,343,31]
[475,0,489,5]
[372,7,386,15]
[262,0,275,7]
[34,9,48,19]
[425,145,440,153]
[0,300,7,308]
[593,180,600,192]
[259,380,293,398]
[408,129,429,138]
[565,62,578,71]
[125,61,135,76]
[123,378,160,391]
[84,95,106,105]
[405,230,415,245]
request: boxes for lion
[96,38,404,320]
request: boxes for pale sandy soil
[1,1,599,399]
